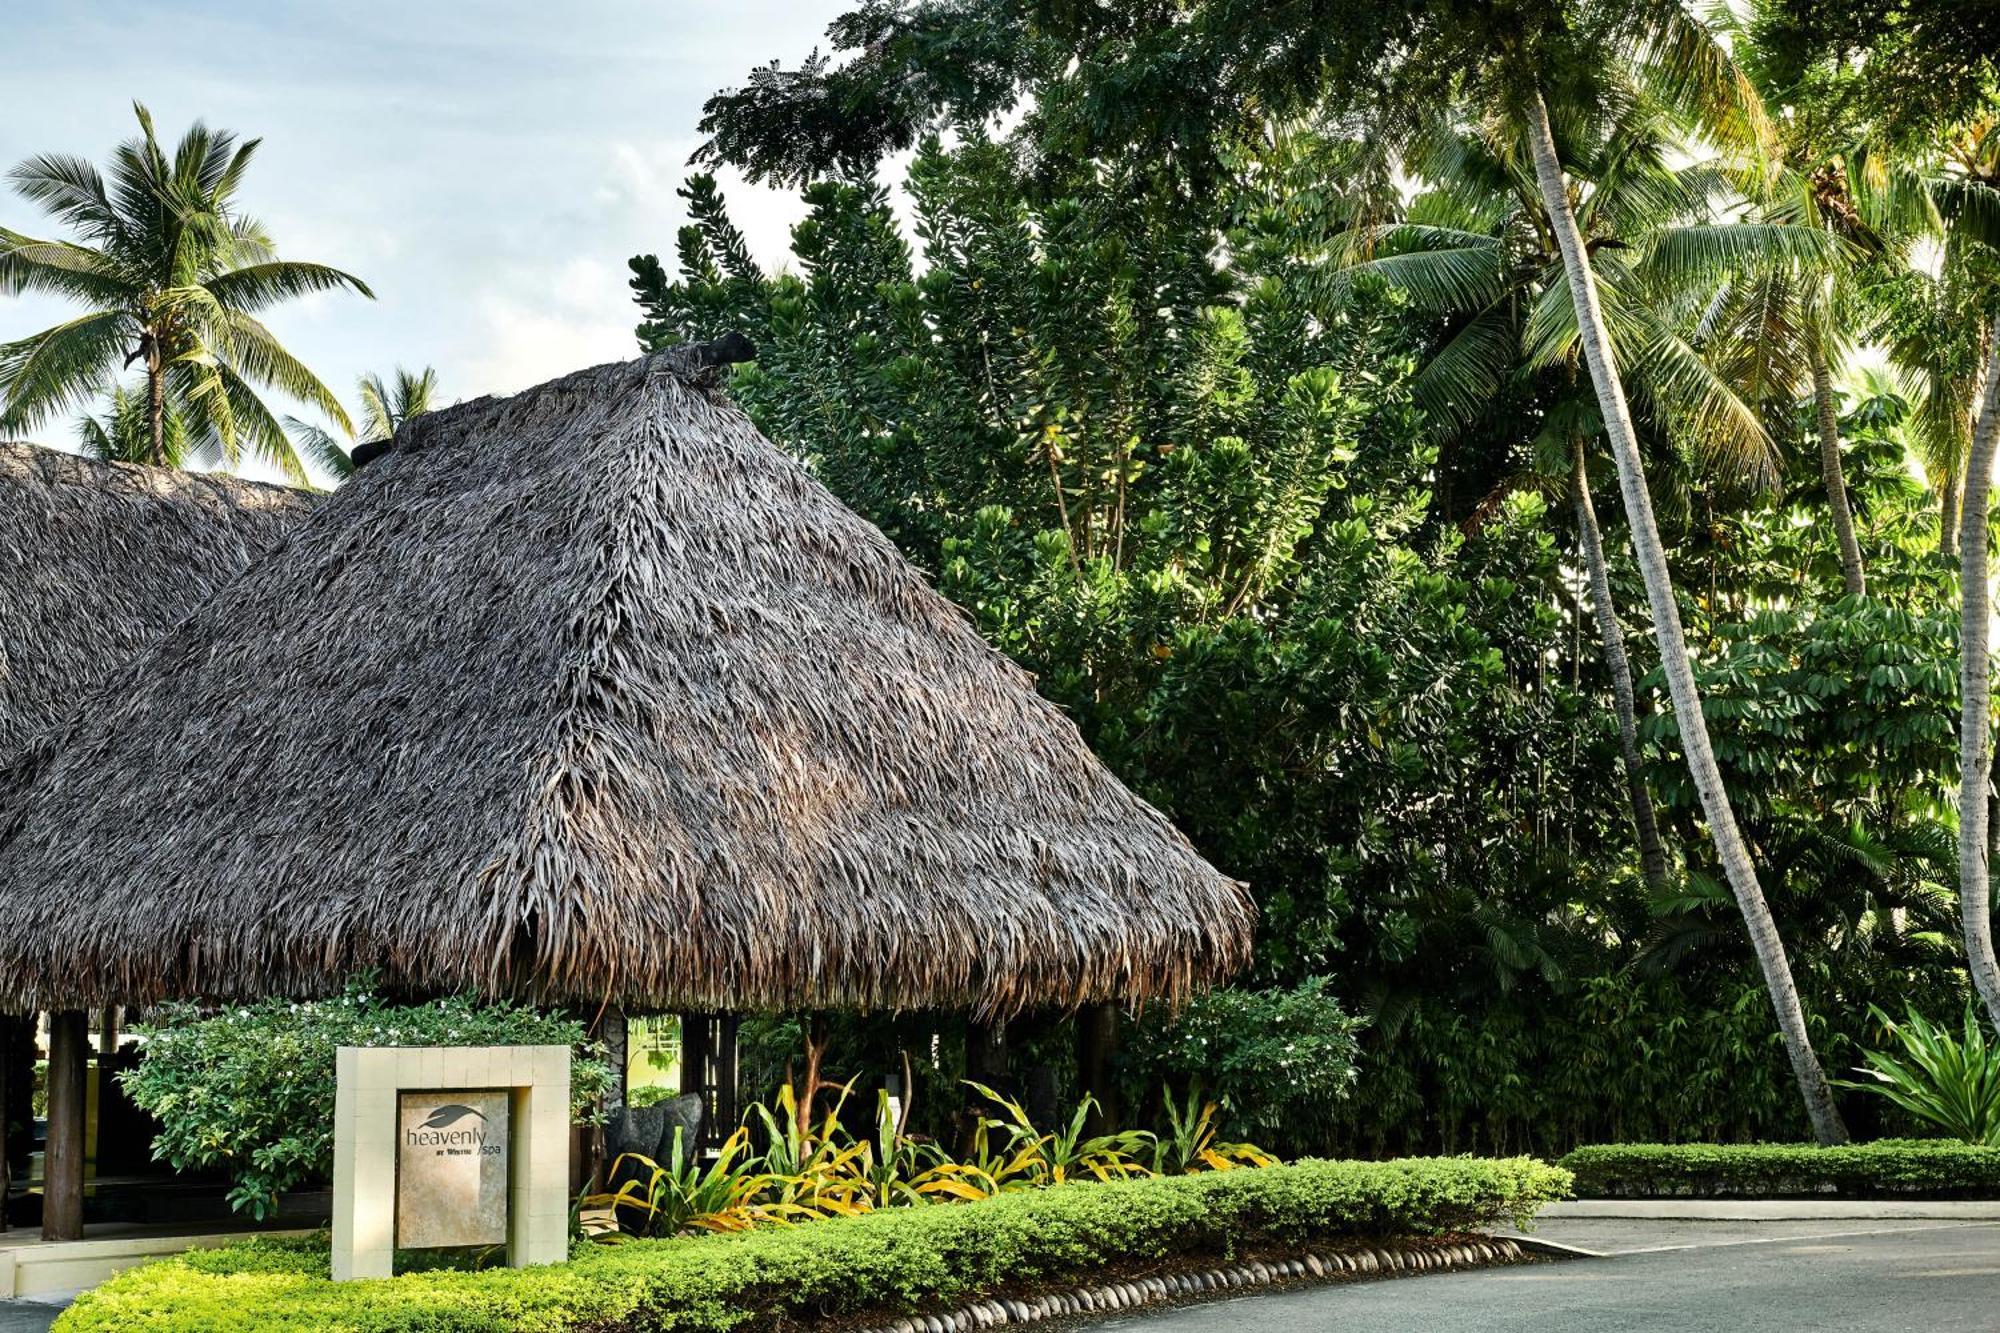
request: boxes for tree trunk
[1956,340,2000,1033]
[1572,437,1670,890]
[1811,351,1866,597]
[42,1011,88,1241]
[1525,91,1848,1145]
[145,350,166,467]
[1944,465,1963,558]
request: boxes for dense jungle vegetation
[626,0,2000,1154]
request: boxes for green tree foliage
[632,139,1986,1153]
[1124,979,1362,1149]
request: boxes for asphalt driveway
[1088,1210,2000,1333]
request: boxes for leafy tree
[0,102,370,482]
[1331,87,1845,891]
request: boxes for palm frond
[211,309,354,435]
[0,229,134,306]
[0,310,130,432]
[204,260,373,313]
[1641,223,1850,289]
[1411,301,1519,437]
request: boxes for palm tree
[285,365,440,478]
[73,377,189,465]
[1498,3,1850,1143]
[1337,93,1831,894]
[1930,119,2000,1032]
[0,102,371,483]
[1704,6,1920,595]
[357,366,438,442]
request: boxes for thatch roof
[0,352,1251,1016]
[0,442,315,764]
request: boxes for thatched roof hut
[0,442,315,764]
[0,352,1251,1017]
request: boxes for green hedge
[1558,1140,2000,1199]
[59,1157,1568,1333]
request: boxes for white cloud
[456,257,638,399]
[599,138,807,273]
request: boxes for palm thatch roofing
[0,442,315,764]
[0,351,1251,1016]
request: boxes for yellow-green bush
[59,1156,1568,1333]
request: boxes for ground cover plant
[56,1156,1571,1333]
[1558,1140,2000,1198]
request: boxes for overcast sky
[2,1,848,461]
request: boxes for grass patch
[58,1156,1567,1332]
[1558,1140,2000,1199]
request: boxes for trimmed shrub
[1558,1140,2000,1199]
[58,1156,1568,1333]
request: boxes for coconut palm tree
[1493,1,1852,1143]
[1929,119,2000,1032]
[0,102,371,483]
[73,377,189,465]
[356,366,437,442]
[1335,91,1835,894]
[285,365,440,478]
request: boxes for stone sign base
[332,1045,570,1280]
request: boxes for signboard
[395,1089,510,1249]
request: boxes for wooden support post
[677,1013,709,1098]
[0,1014,13,1232]
[43,1011,88,1242]
[1075,1004,1121,1134]
[716,1016,741,1141]
[967,1019,1009,1089]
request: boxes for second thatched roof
[0,442,315,764]
[0,351,1252,1015]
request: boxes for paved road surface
[0,1302,58,1333]
[3,1211,1996,1332]
[1088,1217,2000,1333]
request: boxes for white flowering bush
[121,976,613,1217]
[1126,978,1362,1155]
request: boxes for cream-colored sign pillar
[332,1044,571,1280]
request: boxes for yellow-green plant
[746,1078,874,1218]
[1151,1086,1277,1174]
[966,1082,1151,1185]
[584,1126,767,1238]
[853,1089,1004,1205]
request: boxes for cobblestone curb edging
[856,1236,1532,1333]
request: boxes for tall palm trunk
[144,342,166,466]
[1525,91,1848,1145]
[1956,341,2000,1033]
[1944,466,1964,558]
[1571,436,1670,890]
[1810,351,1865,597]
